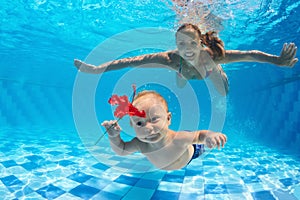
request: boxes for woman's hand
[101,120,121,138]
[74,59,105,74]
[277,43,298,67]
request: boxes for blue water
[1,0,300,199]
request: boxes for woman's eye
[191,41,198,46]
[177,42,185,46]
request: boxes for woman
[74,23,298,96]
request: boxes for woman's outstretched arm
[216,43,298,67]
[74,51,177,74]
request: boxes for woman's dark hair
[176,23,225,60]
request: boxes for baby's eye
[151,117,159,122]
[136,121,145,127]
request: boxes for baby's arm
[101,120,139,156]
[74,51,176,74]
[218,43,298,67]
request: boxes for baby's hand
[101,120,121,138]
[204,131,227,149]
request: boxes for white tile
[157,181,182,192]
[102,182,131,196]
[53,178,81,192]
[55,192,83,200]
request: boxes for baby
[102,90,227,170]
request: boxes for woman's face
[176,28,202,63]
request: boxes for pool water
[1,128,300,199]
[1,0,300,199]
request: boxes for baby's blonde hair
[132,90,169,112]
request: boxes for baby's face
[176,28,202,63]
[131,97,170,143]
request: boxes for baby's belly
[156,146,194,170]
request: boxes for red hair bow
[108,85,146,118]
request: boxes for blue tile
[185,169,203,176]
[203,160,219,166]
[285,160,299,165]
[242,153,252,158]
[57,160,75,167]
[21,162,40,170]
[114,175,139,186]
[242,165,256,171]
[229,158,242,162]
[233,165,243,170]
[47,151,63,156]
[255,166,268,175]
[67,150,83,156]
[279,178,299,187]
[241,175,261,184]
[1,175,23,187]
[135,179,159,189]
[25,155,44,162]
[258,160,271,164]
[68,172,93,183]
[162,174,184,183]
[204,184,227,194]
[36,184,65,199]
[1,160,18,168]
[251,191,276,200]
[151,190,180,200]
[226,184,246,194]
[23,147,40,153]
[69,184,100,199]
[92,162,109,171]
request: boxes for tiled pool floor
[0,129,299,200]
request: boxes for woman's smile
[184,51,196,60]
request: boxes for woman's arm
[176,73,188,88]
[209,65,229,96]
[74,51,177,74]
[216,43,298,67]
